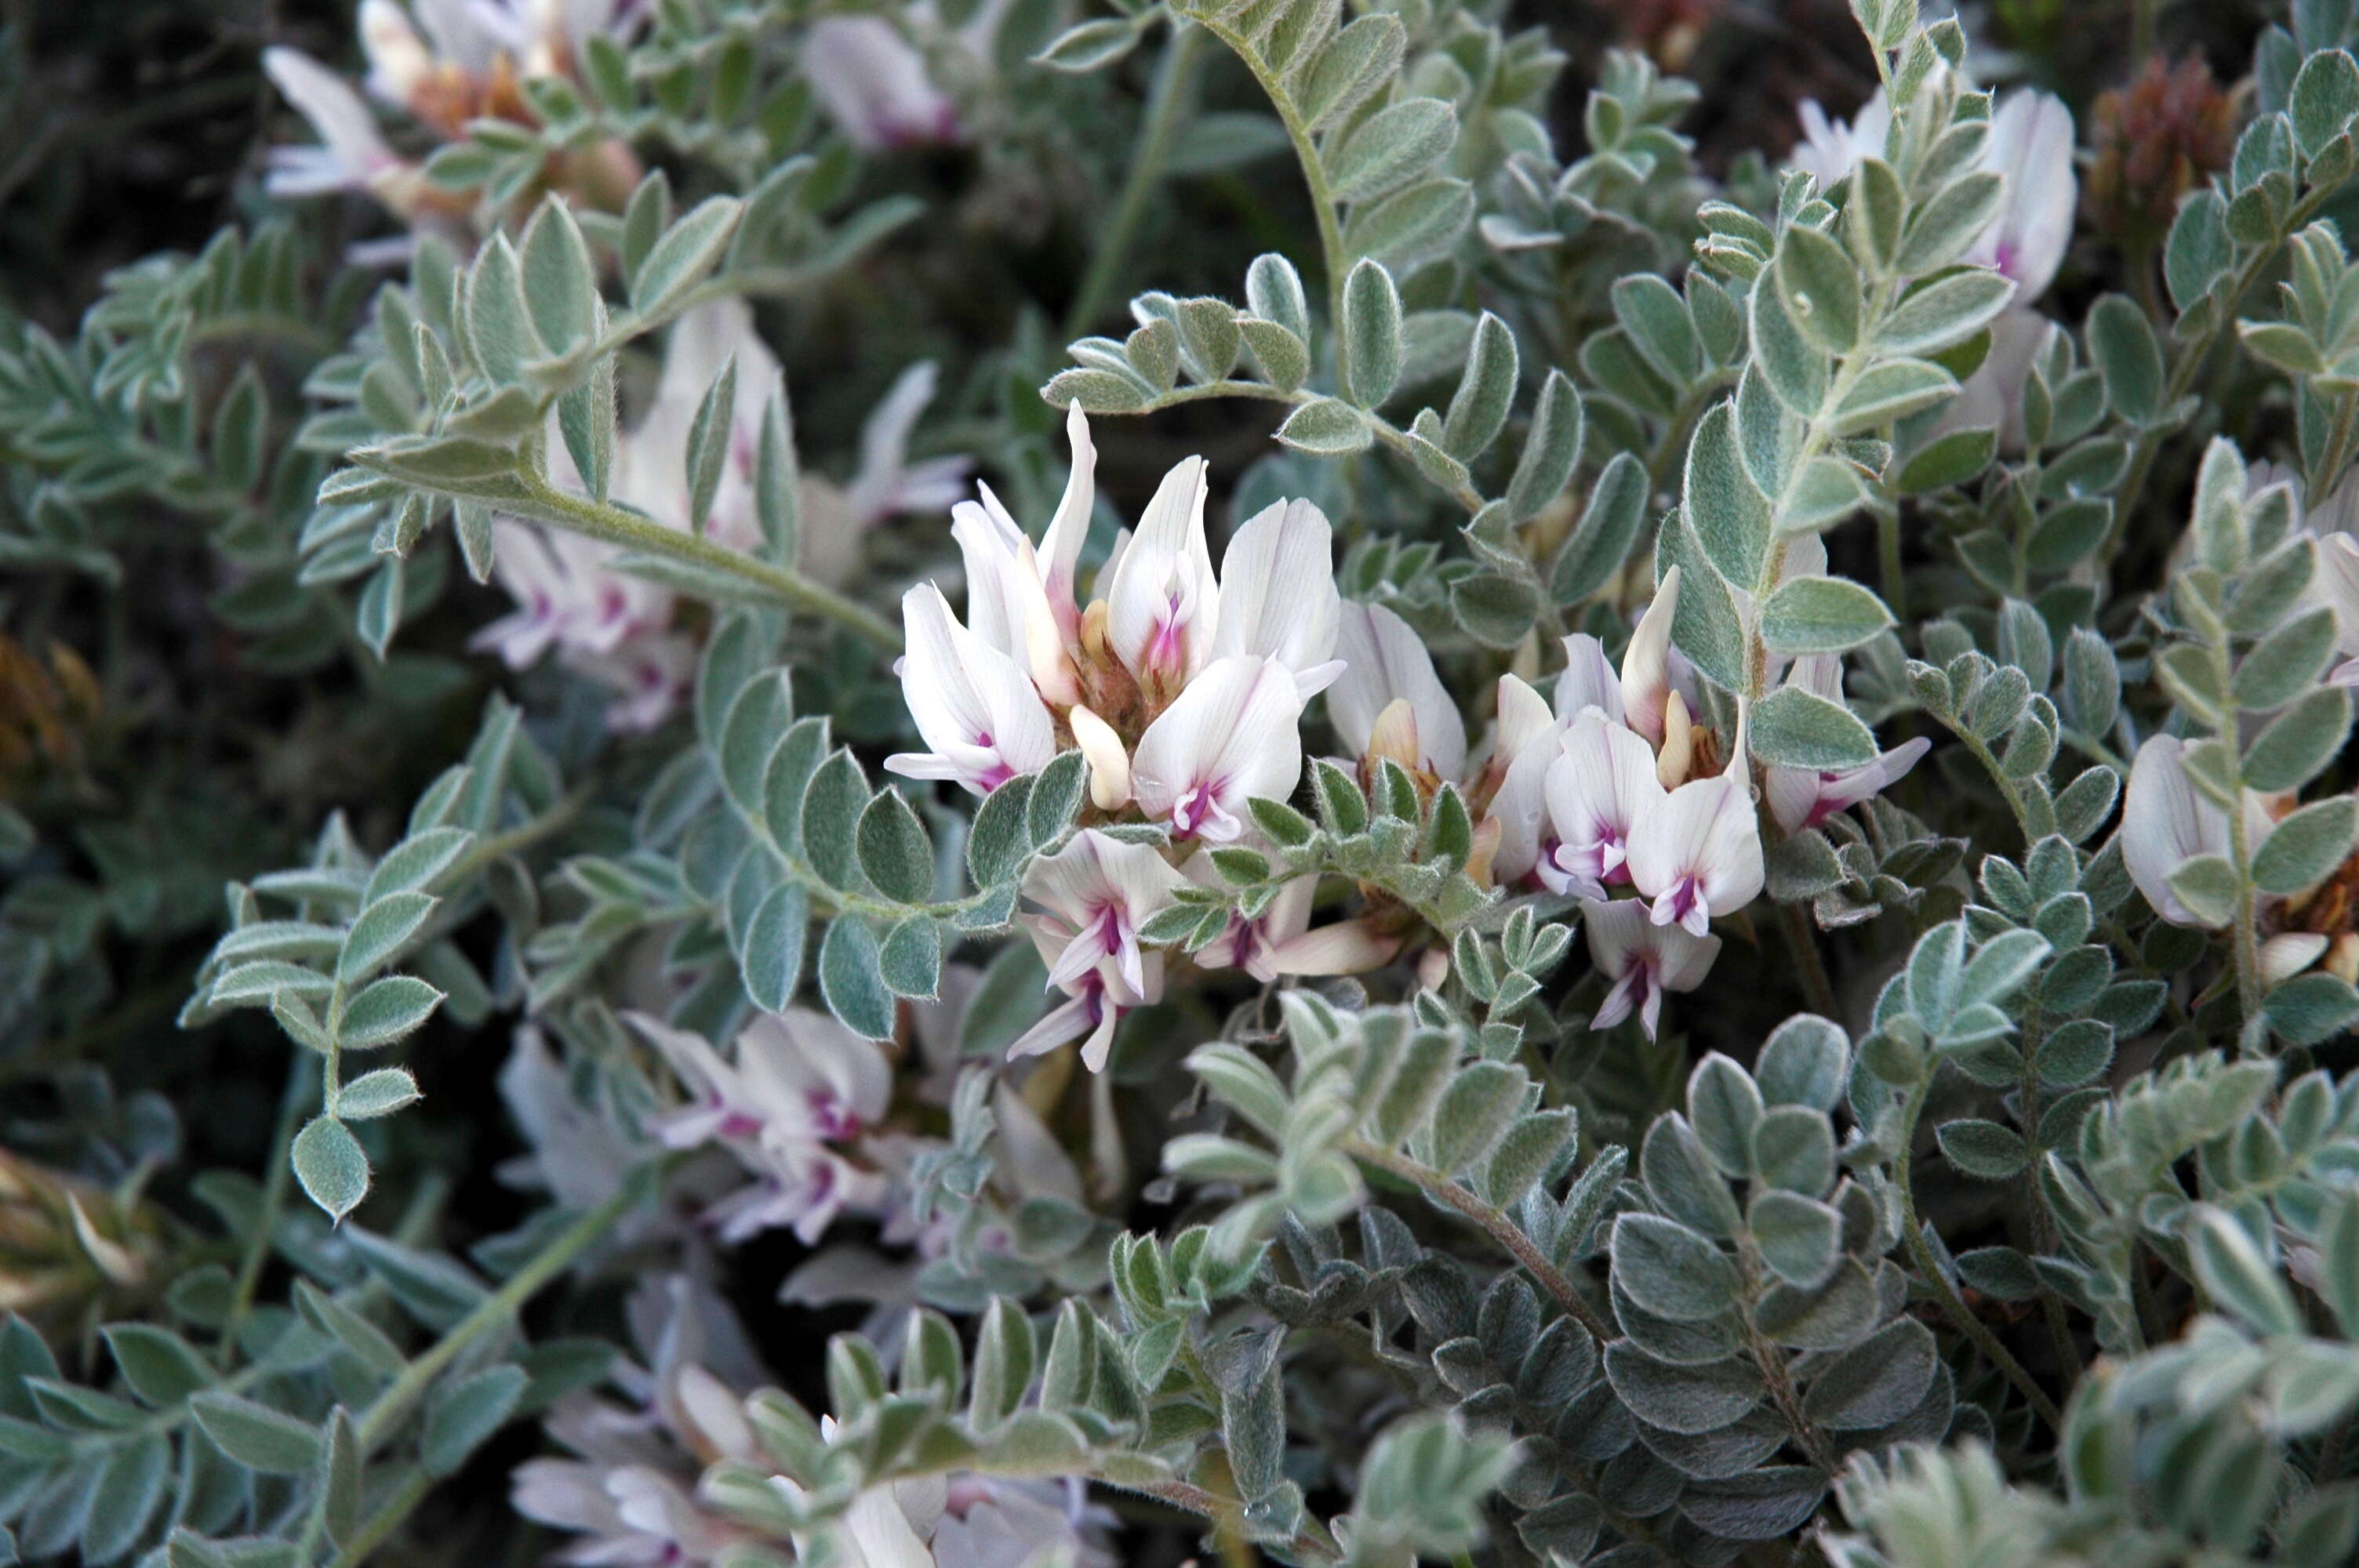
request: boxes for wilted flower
[2121,735,2276,928]
[2085,53,2234,251]
[629,1010,893,1243]
[1010,829,1191,1071]
[1581,896,1721,1040]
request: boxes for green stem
[1066,23,1209,338]
[354,1182,640,1451]
[507,470,903,650]
[1188,11,1350,332]
[325,1464,436,1568]
[1877,508,1907,623]
[1342,1135,1614,1343]
[217,1055,314,1369]
[1932,710,2041,848]
[1895,1076,2063,1429]
[2205,620,2265,1031]
[1736,1250,1839,1472]
[1779,902,1841,1020]
[2013,1003,2085,1382]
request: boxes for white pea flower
[1009,829,1191,1071]
[1538,713,1669,900]
[1476,673,1570,886]
[1582,897,1722,1041]
[1619,566,1684,750]
[1789,93,1892,191]
[1192,871,1400,983]
[1207,498,1347,698]
[1104,456,1219,700]
[1554,630,1627,723]
[1761,656,1933,833]
[1626,765,1765,937]
[259,48,408,200]
[802,1419,1117,1568]
[885,584,1060,796]
[1131,655,1305,842]
[628,1010,893,1244]
[2121,735,2275,928]
[1328,601,1469,779]
[803,16,961,152]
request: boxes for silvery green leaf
[1756,1014,1848,1112]
[1612,1214,1739,1321]
[1612,274,1702,385]
[338,891,435,982]
[1894,170,2005,275]
[1044,367,1149,412]
[2164,855,2240,926]
[1342,176,1474,269]
[1801,1317,1936,1428]
[355,561,404,661]
[1683,401,1770,586]
[1441,312,1518,459]
[1245,253,1310,345]
[2244,684,2352,791]
[1601,1341,1763,1434]
[1641,1112,1744,1237]
[629,196,743,317]
[335,1068,420,1121]
[2292,45,2359,159]
[1897,426,1997,492]
[754,387,799,563]
[1750,270,1829,416]
[1238,318,1310,392]
[463,234,540,383]
[338,975,443,1048]
[2085,294,2165,425]
[191,1392,322,1473]
[2189,1207,2303,1336]
[1685,1054,1761,1177]
[1340,260,1404,408]
[2233,605,2338,710]
[2267,971,2359,1044]
[1758,575,1892,654]
[1750,684,1879,770]
[1425,1060,1526,1174]
[1178,297,1241,381]
[422,1365,526,1476]
[291,1116,369,1221]
[1325,97,1457,202]
[517,198,596,354]
[1656,513,1748,691]
[1879,269,2014,357]
[878,916,941,999]
[1830,357,1957,433]
[1125,319,1179,392]
[2253,797,2359,894]
[1774,225,1862,353]
[742,885,809,1011]
[1033,16,1142,71]
[1276,397,1373,454]
[1935,1117,2027,1179]
[103,1324,214,1407]
[819,916,896,1040]
[1294,13,1406,129]
[684,355,738,535]
[1679,1468,1828,1541]
[856,789,934,905]
[1510,368,1583,522]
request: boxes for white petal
[263,48,398,184]
[1104,456,1216,686]
[1555,633,1625,721]
[1971,89,2077,301]
[801,16,958,151]
[1038,402,1097,623]
[1621,567,1681,748]
[892,584,1056,793]
[2262,931,2331,986]
[1327,602,1467,778]
[1210,498,1340,681]
[1069,704,1132,810]
[2123,735,2228,927]
[1131,656,1304,839]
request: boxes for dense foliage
[8,0,2359,1564]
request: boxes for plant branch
[511,470,903,650]
[1342,1135,1614,1342]
[1894,1075,2063,1428]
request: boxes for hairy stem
[500,470,904,651]
[1895,1076,2063,1428]
[1343,1135,1614,1342]
[1066,23,1209,337]
[1779,902,1841,1020]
